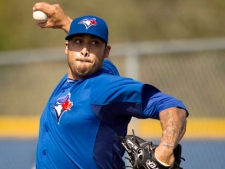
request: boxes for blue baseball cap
[65,15,108,43]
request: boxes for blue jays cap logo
[78,18,98,29]
[54,93,73,123]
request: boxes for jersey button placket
[45,126,48,132]
[42,150,46,155]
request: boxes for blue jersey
[36,60,187,169]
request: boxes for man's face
[65,34,110,80]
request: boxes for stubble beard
[68,60,103,80]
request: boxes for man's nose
[81,46,89,57]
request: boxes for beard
[68,57,104,79]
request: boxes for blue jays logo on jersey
[78,18,97,29]
[54,93,73,123]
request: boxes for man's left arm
[155,107,187,166]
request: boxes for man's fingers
[33,2,52,14]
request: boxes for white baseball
[33,11,48,23]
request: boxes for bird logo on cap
[78,18,98,29]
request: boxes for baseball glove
[121,130,185,169]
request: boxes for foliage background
[1,0,225,51]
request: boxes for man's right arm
[33,2,72,33]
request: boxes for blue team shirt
[36,60,187,169]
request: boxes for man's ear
[65,41,69,54]
[104,45,111,58]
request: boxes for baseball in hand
[33,11,48,23]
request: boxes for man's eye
[75,40,81,43]
[70,39,81,45]
[91,41,98,45]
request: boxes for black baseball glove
[121,130,185,169]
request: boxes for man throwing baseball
[33,2,188,169]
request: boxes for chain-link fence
[114,51,224,118]
[1,38,224,117]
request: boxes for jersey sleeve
[91,75,188,122]
[141,84,188,119]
